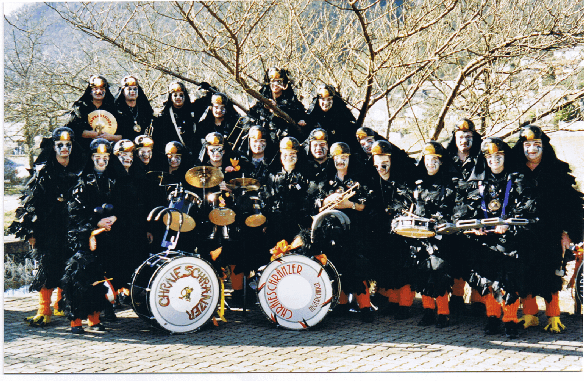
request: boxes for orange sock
[339,290,349,305]
[545,292,560,317]
[387,289,399,304]
[53,288,63,310]
[38,287,53,316]
[399,285,414,307]
[484,294,501,318]
[522,295,539,315]
[502,298,520,323]
[452,278,466,297]
[422,295,435,309]
[470,288,482,303]
[71,318,82,328]
[436,293,450,315]
[229,265,244,291]
[87,311,101,326]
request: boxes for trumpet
[319,183,360,213]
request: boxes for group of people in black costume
[10,68,583,339]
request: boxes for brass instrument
[319,183,360,213]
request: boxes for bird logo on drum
[179,286,194,302]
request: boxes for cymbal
[88,110,118,135]
[185,166,224,188]
[229,178,260,190]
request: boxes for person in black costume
[247,67,307,142]
[443,118,485,313]
[304,128,334,185]
[410,142,457,328]
[113,75,154,142]
[237,125,277,185]
[151,82,197,155]
[510,125,584,333]
[9,127,85,327]
[456,137,537,339]
[315,142,374,322]
[305,84,359,153]
[366,140,416,320]
[62,138,128,334]
[65,75,119,152]
[196,92,244,150]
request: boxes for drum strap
[479,179,512,219]
[169,109,187,147]
[217,279,227,323]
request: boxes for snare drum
[392,215,436,238]
[162,189,200,232]
[256,254,341,330]
[130,251,220,333]
[207,191,236,226]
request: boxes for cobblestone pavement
[3,292,582,373]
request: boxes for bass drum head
[257,254,335,330]
[148,255,220,333]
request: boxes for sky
[3,1,27,15]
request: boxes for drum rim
[257,254,335,330]
[145,254,220,333]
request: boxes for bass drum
[131,251,220,333]
[256,254,341,330]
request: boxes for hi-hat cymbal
[88,110,118,135]
[229,178,260,190]
[185,166,224,188]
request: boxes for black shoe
[331,303,351,316]
[360,307,375,323]
[471,302,486,316]
[229,289,244,309]
[102,303,117,322]
[449,295,465,314]
[385,302,399,316]
[89,323,105,332]
[505,321,519,339]
[436,314,450,328]
[484,316,501,335]
[71,326,85,335]
[395,306,410,320]
[418,309,436,326]
[371,293,390,314]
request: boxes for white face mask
[373,155,391,179]
[91,86,105,101]
[124,86,138,101]
[92,153,110,172]
[168,154,182,168]
[207,145,224,162]
[270,79,286,96]
[424,155,441,176]
[523,140,543,163]
[250,138,266,155]
[171,91,184,108]
[54,141,72,158]
[319,96,333,112]
[455,131,473,153]
[486,152,505,174]
[138,147,152,165]
[117,152,133,169]
[281,150,297,170]
[334,154,350,171]
[360,137,375,154]
[310,141,328,160]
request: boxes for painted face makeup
[171,91,185,108]
[207,145,224,162]
[137,147,152,165]
[424,155,441,176]
[91,86,105,101]
[523,140,543,163]
[360,137,375,155]
[117,152,133,169]
[373,155,391,179]
[310,141,328,160]
[455,131,473,153]
[92,153,110,172]
[319,96,333,112]
[281,150,297,170]
[250,138,267,155]
[124,86,138,102]
[485,152,505,174]
[168,153,182,168]
[334,154,350,170]
[212,104,226,119]
[54,141,72,158]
